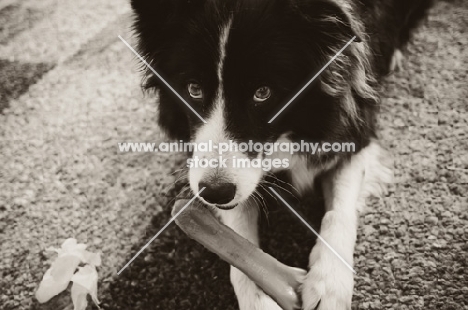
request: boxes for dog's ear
[291,0,362,42]
[131,0,207,40]
[131,0,208,54]
[131,1,208,141]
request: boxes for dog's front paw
[231,267,283,310]
[301,245,354,310]
[237,292,283,310]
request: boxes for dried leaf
[35,255,81,303]
[36,238,101,305]
[71,265,100,308]
[71,282,89,310]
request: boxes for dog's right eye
[253,86,271,103]
[187,83,203,99]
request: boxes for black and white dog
[131,0,433,309]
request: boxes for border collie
[131,0,433,309]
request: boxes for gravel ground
[0,1,467,310]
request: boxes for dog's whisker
[250,190,269,223]
[170,167,186,175]
[174,174,189,184]
[264,172,301,196]
[262,180,297,199]
[175,185,192,199]
[258,183,278,202]
[255,191,270,222]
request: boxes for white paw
[231,267,283,310]
[301,244,354,310]
[389,49,404,72]
[237,291,283,310]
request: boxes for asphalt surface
[0,0,467,309]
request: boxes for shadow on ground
[103,179,324,310]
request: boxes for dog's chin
[197,197,239,210]
[214,203,238,210]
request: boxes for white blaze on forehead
[217,17,233,84]
[213,17,233,118]
[189,17,263,206]
[195,17,233,143]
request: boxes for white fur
[290,155,340,195]
[390,49,404,72]
[217,18,232,85]
[189,92,264,208]
[217,199,283,310]
[189,18,264,207]
[266,133,339,195]
[218,140,390,310]
[302,141,391,310]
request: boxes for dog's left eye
[253,86,271,102]
[187,83,203,99]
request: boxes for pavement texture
[0,0,467,310]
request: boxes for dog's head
[132,0,378,209]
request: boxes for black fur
[131,0,433,164]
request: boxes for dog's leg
[301,158,363,310]
[301,142,389,310]
[218,199,283,310]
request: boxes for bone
[173,199,306,310]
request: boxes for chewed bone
[173,199,306,310]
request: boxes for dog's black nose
[198,182,236,205]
